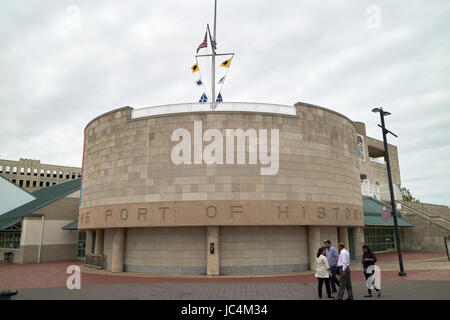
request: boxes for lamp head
[372,108,391,116]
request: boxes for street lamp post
[372,107,407,276]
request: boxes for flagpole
[211,0,217,110]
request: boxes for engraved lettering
[138,208,147,221]
[159,207,169,220]
[230,206,242,217]
[333,208,340,220]
[345,208,351,219]
[105,210,112,222]
[318,207,326,218]
[206,205,217,218]
[120,208,128,220]
[278,206,288,218]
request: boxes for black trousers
[317,277,332,298]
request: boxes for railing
[369,157,385,165]
[361,182,402,201]
[398,201,450,231]
[131,102,297,118]
[85,254,105,269]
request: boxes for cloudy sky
[0,0,449,205]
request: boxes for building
[362,196,413,253]
[0,178,81,263]
[399,201,450,253]
[0,176,36,216]
[1,102,447,270]
[78,101,412,275]
[0,158,81,192]
[355,122,402,202]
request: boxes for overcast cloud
[0,0,449,206]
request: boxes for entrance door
[347,228,356,259]
[77,231,86,260]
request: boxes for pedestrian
[335,242,354,300]
[362,245,381,297]
[315,247,334,299]
[324,240,340,293]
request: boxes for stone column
[308,226,321,271]
[338,227,349,250]
[95,229,104,255]
[111,228,125,273]
[207,226,220,276]
[354,227,365,254]
[85,230,94,256]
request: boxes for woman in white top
[315,247,333,299]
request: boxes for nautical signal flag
[195,79,203,87]
[220,59,231,68]
[199,93,208,103]
[216,92,223,103]
[197,32,208,54]
[191,63,199,73]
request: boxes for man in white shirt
[335,242,354,300]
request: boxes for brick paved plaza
[1,252,449,300]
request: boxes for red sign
[382,207,392,222]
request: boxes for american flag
[196,32,208,53]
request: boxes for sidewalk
[1,252,449,292]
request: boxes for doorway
[77,231,86,260]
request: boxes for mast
[211,0,217,109]
[196,0,234,110]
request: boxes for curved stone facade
[79,102,364,274]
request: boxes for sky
[0,0,449,206]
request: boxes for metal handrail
[399,201,450,231]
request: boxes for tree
[400,187,420,202]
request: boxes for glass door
[77,231,86,260]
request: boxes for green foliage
[400,186,420,202]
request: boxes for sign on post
[382,206,392,222]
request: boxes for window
[53,170,57,178]
[357,134,365,161]
[26,180,30,187]
[0,165,2,173]
[6,166,10,174]
[46,170,50,177]
[364,228,396,252]
[20,167,24,175]
[46,182,50,187]
[40,169,44,177]
[19,180,23,187]
[66,172,70,179]
[0,231,21,249]
[72,172,76,179]
[59,171,63,179]
[32,181,37,187]
[52,182,56,185]
[33,168,38,176]
[27,168,31,175]
[39,181,44,187]
[12,179,16,184]
[78,173,82,178]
